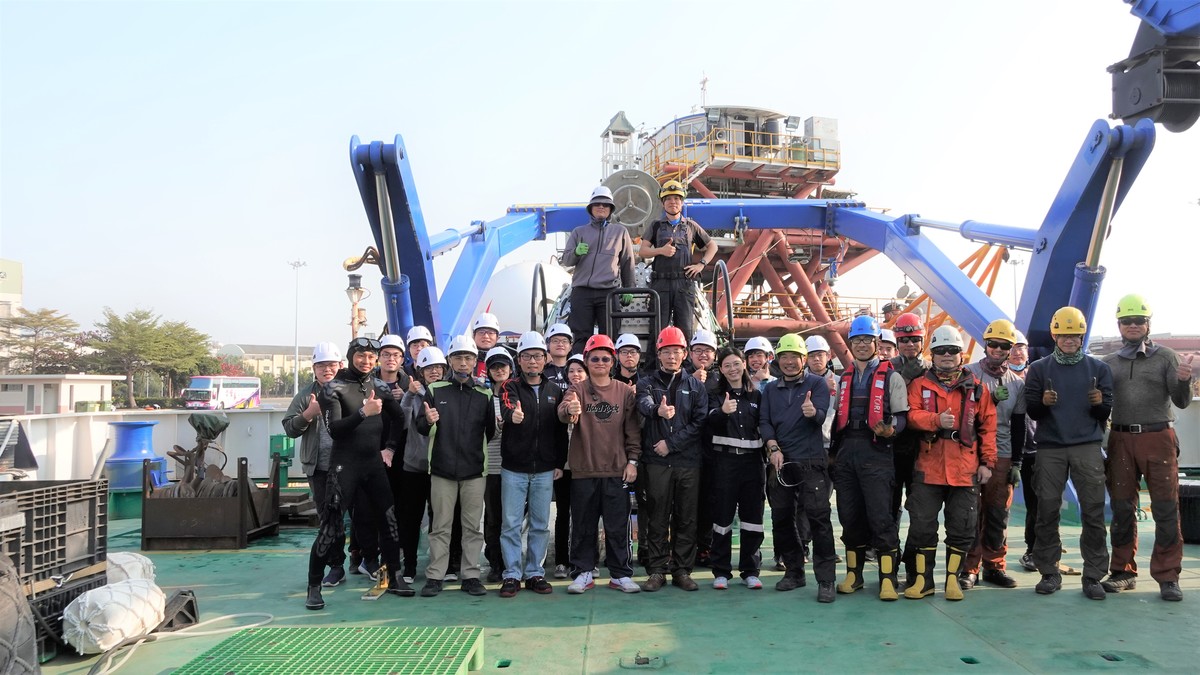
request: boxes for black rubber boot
[903,547,936,599]
[306,585,325,610]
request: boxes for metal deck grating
[172,626,484,674]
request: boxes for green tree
[0,307,81,373]
[89,308,210,408]
[157,321,212,398]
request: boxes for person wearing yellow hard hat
[1023,306,1114,601]
[1099,294,1193,602]
[638,180,719,342]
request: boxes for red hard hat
[584,334,616,354]
[656,326,687,350]
[893,312,924,337]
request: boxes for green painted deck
[41,507,1200,674]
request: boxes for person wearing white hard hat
[803,335,839,450]
[744,336,776,390]
[471,313,504,379]
[878,329,898,360]
[374,334,415,580]
[403,325,434,380]
[482,347,515,584]
[496,332,569,597]
[687,329,720,384]
[541,323,574,393]
[688,328,721,569]
[283,342,348,588]
[614,333,643,387]
[560,186,636,354]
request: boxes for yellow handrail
[641,126,841,182]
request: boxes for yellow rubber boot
[903,547,936,599]
[945,546,965,601]
[837,547,866,594]
[877,549,899,601]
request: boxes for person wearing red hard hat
[888,312,931,568]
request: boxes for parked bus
[181,376,262,410]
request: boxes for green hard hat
[1115,294,1152,319]
[775,333,807,356]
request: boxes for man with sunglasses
[1100,295,1193,602]
[903,326,997,601]
[962,320,1027,591]
[561,187,636,355]
[636,326,710,592]
[306,337,412,610]
[829,318,909,601]
[1023,307,1113,600]
[889,313,931,532]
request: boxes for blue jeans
[501,468,555,580]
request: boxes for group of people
[285,179,1193,610]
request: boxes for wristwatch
[628,459,638,467]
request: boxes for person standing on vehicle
[639,180,718,340]
[962,320,1026,590]
[829,317,909,601]
[1023,307,1113,601]
[759,334,834,602]
[496,332,568,598]
[903,326,997,601]
[560,187,636,354]
[1100,294,1193,602]
[306,337,413,610]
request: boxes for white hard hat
[1013,330,1028,346]
[416,346,447,370]
[929,326,966,350]
[587,186,615,213]
[805,335,831,354]
[312,342,342,364]
[615,333,641,352]
[744,336,773,355]
[517,331,548,354]
[545,323,573,342]
[472,313,501,333]
[485,346,514,368]
[447,334,477,357]
[379,334,405,351]
[406,325,434,345]
[690,329,719,350]
[567,354,586,367]
[879,329,897,346]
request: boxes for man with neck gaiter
[560,187,635,355]
[1100,294,1193,602]
[962,319,1026,590]
[1024,307,1113,601]
[903,326,996,601]
[639,180,718,341]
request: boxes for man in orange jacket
[902,326,997,601]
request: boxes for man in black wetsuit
[306,337,414,610]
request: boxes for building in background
[217,343,313,379]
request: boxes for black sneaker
[1101,572,1137,593]
[388,572,415,597]
[817,581,836,603]
[525,576,554,595]
[1035,573,1061,595]
[420,579,443,597]
[1082,577,1106,601]
[499,578,521,598]
[305,585,324,610]
[486,568,503,584]
[982,568,1018,588]
[959,572,978,590]
[321,566,346,587]
[461,578,487,596]
[1160,581,1183,602]
[775,575,806,592]
[348,551,363,574]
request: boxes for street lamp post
[288,260,307,396]
[346,274,369,338]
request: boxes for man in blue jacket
[759,334,834,602]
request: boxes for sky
[2,0,1197,350]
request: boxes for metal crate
[28,571,107,663]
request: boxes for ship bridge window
[678,119,706,146]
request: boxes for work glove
[1008,464,1021,486]
[993,385,1009,403]
[574,242,590,256]
[620,293,633,306]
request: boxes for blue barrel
[104,421,167,489]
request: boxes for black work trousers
[708,452,765,579]
[1020,452,1038,552]
[568,287,614,354]
[767,460,837,583]
[554,469,572,566]
[312,469,377,566]
[308,461,400,586]
[904,482,979,552]
[308,469,346,568]
[651,278,696,340]
[832,435,900,552]
[642,463,700,577]
[891,436,919,525]
[483,473,503,572]
[695,448,714,560]
[570,476,633,579]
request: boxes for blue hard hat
[848,316,880,339]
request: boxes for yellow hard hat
[775,333,807,357]
[1050,307,1087,335]
[1115,293,1152,319]
[659,180,687,201]
[983,319,1018,344]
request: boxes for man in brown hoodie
[558,334,641,594]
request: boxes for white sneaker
[444,572,459,582]
[402,576,414,584]
[567,571,594,594]
[745,576,763,590]
[553,564,569,579]
[713,576,729,590]
[608,576,640,593]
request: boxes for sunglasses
[897,336,922,344]
[350,337,381,350]
[588,356,613,364]
[930,346,962,356]
[1119,317,1147,326]
[985,340,1012,350]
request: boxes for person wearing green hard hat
[1099,294,1193,602]
[561,186,636,355]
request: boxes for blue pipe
[1068,262,1107,351]
[382,275,414,341]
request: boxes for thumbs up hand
[693,368,707,383]
[1087,377,1103,406]
[658,395,676,420]
[721,392,737,414]
[1178,354,1195,382]
[303,393,320,421]
[801,390,817,418]
[1043,378,1058,406]
[938,410,956,429]
[660,239,677,258]
[408,379,422,395]
[363,389,383,416]
[992,384,1009,402]
[512,401,525,424]
[423,401,439,425]
[565,390,582,417]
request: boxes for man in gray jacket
[560,186,636,354]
